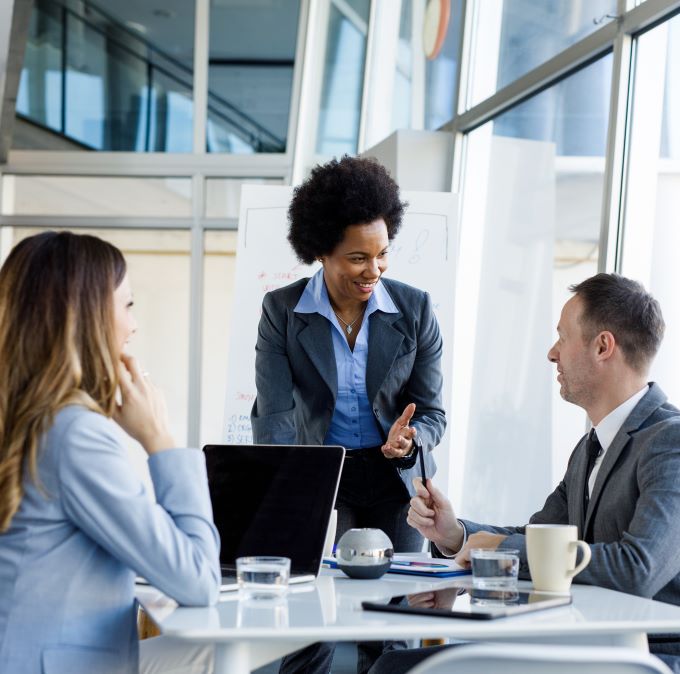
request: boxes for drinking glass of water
[470,549,519,589]
[236,556,291,600]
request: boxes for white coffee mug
[526,524,591,593]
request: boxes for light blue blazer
[0,405,221,674]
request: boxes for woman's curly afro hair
[287,155,406,265]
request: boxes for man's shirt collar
[592,385,649,451]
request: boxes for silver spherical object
[336,528,394,579]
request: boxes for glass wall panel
[16,1,63,132]
[15,0,194,152]
[316,0,370,155]
[619,15,680,407]
[201,231,237,446]
[468,0,617,108]
[0,176,191,217]
[425,0,463,129]
[391,0,413,132]
[2,227,190,485]
[207,0,300,153]
[453,56,612,522]
[204,178,284,219]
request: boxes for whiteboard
[224,185,458,484]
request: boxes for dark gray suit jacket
[250,277,446,496]
[462,383,680,611]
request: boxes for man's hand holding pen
[407,478,465,557]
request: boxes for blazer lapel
[572,434,590,537]
[296,313,337,398]
[584,428,630,532]
[366,311,404,403]
[584,383,667,532]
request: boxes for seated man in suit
[371,273,680,674]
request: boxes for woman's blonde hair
[0,231,126,532]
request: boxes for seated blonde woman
[0,231,219,674]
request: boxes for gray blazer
[251,277,446,496]
[0,405,221,674]
[462,383,680,609]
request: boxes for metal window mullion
[621,0,680,35]
[598,6,635,274]
[188,174,205,447]
[193,0,209,155]
[410,0,426,130]
[447,0,468,126]
[283,0,311,179]
[291,0,325,185]
[4,150,292,176]
[293,0,332,182]
[357,0,378,153]
[0,215,195,229]
[61,5,67,135]
[187,0,210,447]
[145,60,153,152]
[449,0,472,194]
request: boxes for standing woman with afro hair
[251,155,446,674]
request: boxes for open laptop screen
[203,444,344,577]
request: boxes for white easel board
[224,184,457,485]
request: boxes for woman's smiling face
[320,219,389,306]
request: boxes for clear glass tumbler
[236,556,291,600]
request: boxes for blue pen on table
[391,560,450,568]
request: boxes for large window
[15,0,302,154]
[619,14,680,406]
[207,1,301,153]
[425,0,463,129]
[16,0,195,152]
[316,0,370,155]
[454,56,613,523]
[468,0,617,107]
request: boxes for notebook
[203,444,345,591]
[323,554,470,578]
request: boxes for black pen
[418,442,427,488]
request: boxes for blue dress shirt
[294,269,399,449]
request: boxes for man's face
[547,295,597,408]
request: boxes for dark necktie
[583,429,602,511]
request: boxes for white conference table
[136,569,680,674]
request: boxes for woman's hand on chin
[114,353,175,455]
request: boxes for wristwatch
[404,436,422,459]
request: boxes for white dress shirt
[588,385,649,496]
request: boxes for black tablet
[362,583,571,620]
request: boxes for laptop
[203,443,345,591]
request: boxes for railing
[16,0,287,153]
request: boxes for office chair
[137,605,161,640]
[406,643,673,674]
